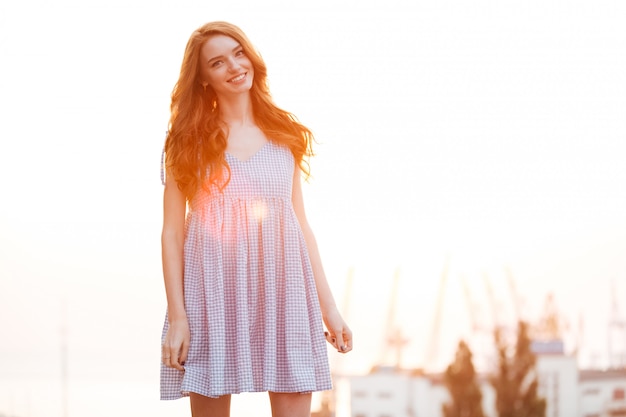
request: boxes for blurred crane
[534,292,568,341]
[460,273,496,372]
[505,266,524,323]
[608,280,626,368]
[424,256,450,370]
[379,268,409,369]
[461,275,481,335]
[482,272,502,331]
[573,311,585,359]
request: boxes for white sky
[1,0,625,416]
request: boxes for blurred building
[341,341,626,417]
[580,369,626,417]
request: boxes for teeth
[230,73,246,82]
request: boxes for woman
[160,21,352,417]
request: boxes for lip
[228,72,247,83]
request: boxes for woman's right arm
[161,172,189,371]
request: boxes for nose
[227,57,242,72]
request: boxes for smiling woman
[159,21,352,417]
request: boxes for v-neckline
[225,141,270,163]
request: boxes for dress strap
[160,130,168,186]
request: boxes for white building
[342,342,626,417]
[346,366,494,417]
[533,340,579,417]
[579,370,626,417]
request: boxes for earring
[202,82,208,92]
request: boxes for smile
[228,73,247,83]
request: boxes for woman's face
[199,34,254,98]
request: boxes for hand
[323,310,352,354]
[162,318,190,371]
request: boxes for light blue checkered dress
[160,141,332,399]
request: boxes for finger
[342,335,353,353]
[324,332,339,349]
[334,331,346,353]
[343,328,353,352]
[324,331,338,349]
[180,340,189,367]
[171,358,184,371]
[337,327,353,353]
[163,343,183,370]
[171,345,185,371]
[162,345,173,368]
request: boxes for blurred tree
[443,340,486,417]
[491,321,546,417]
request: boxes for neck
[217,93,255,127]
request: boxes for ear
[201,81,208,91]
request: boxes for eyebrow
[207,44,243,63]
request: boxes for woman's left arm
[292,168,352,353]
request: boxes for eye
[235,49,245,57]
[210,60,223,68]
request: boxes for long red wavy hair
[164,21,313,200]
